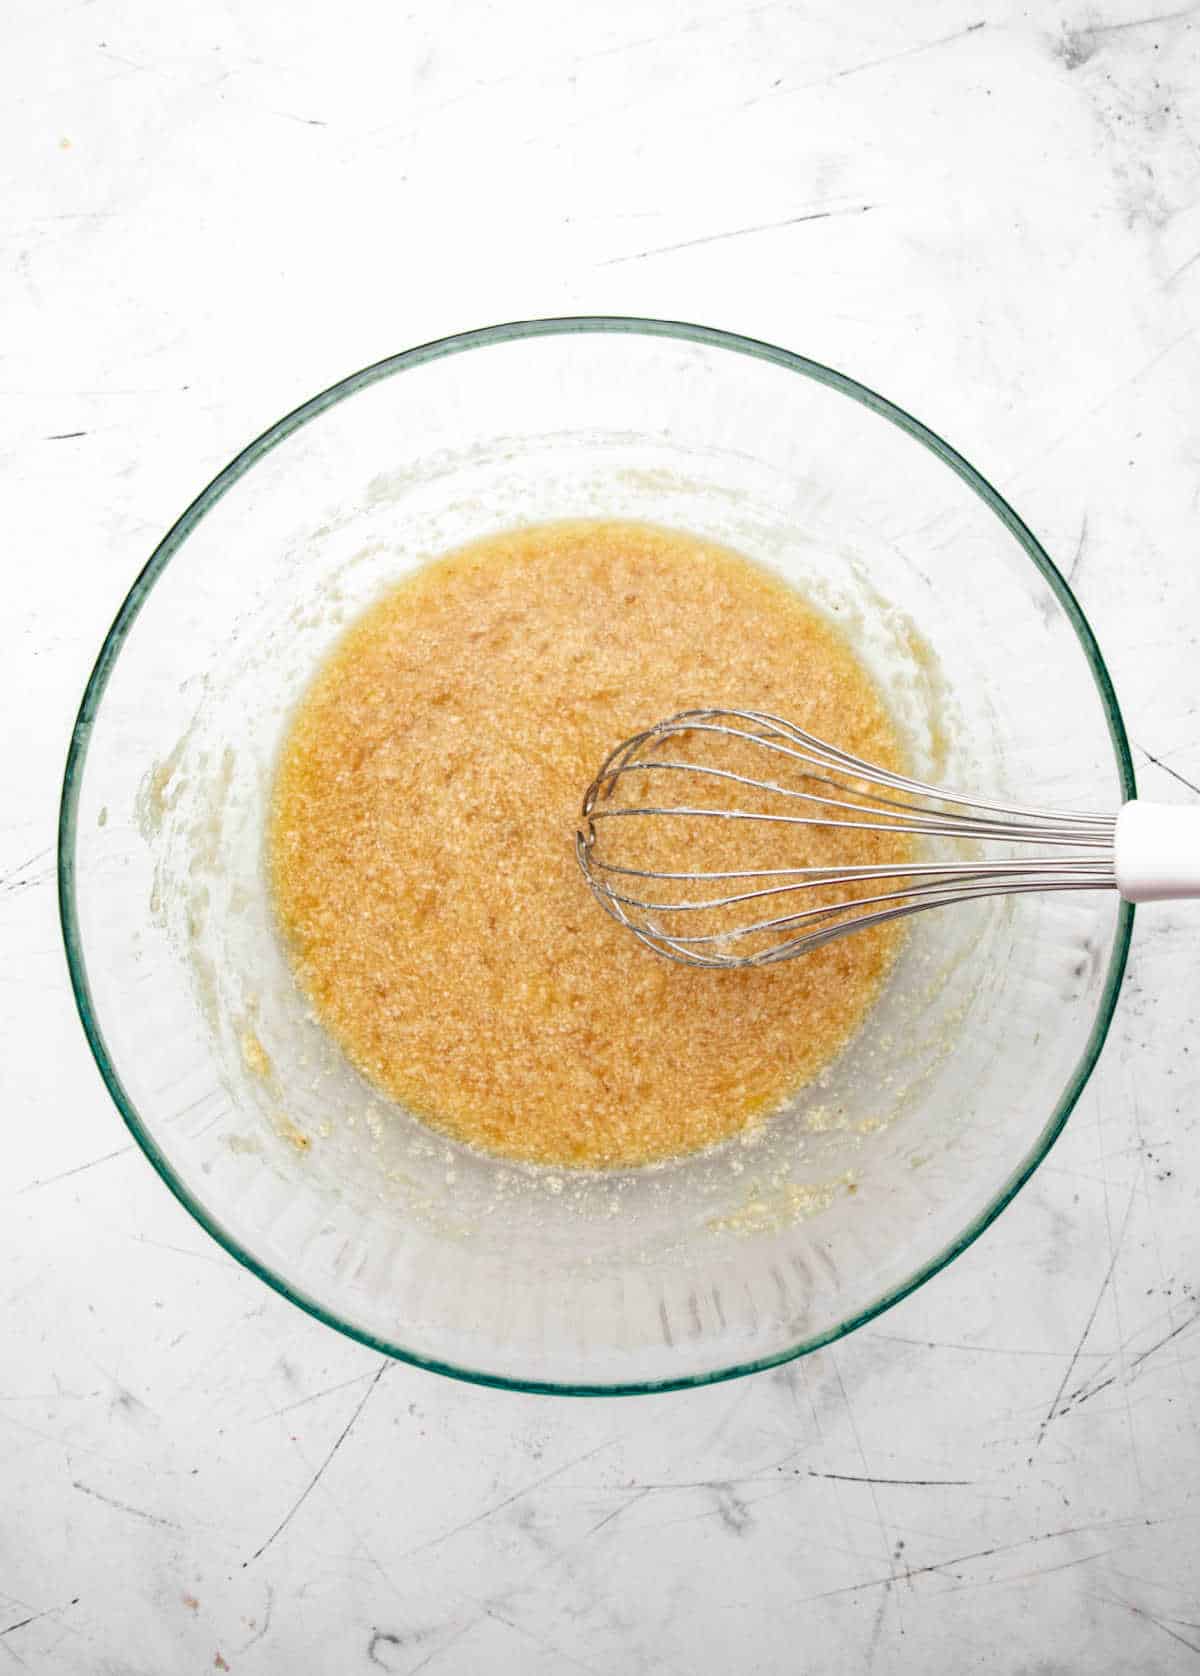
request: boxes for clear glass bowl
[59,319,1134,1394]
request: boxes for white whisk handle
[1114,801,1200,902]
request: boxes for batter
[269,520,907,1168]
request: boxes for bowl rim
[58,315,1136,1396]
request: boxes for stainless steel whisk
[575,708,1200,969]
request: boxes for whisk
[575,708,1200,968]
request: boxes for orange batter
[268,520,907,1168]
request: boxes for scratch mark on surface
[584,0,792,61]
[44,431,88,440]
[1066,512,1089,587]
[404,1617,480,1675]
[0,1407,124,1461]
[401,1438,617,1559]
[1098,327,1198,410]
[0,1390,101,1404]
[600,204,874,265]
[96,44,147,69]
[1164,246,1200,287]
[0,1600,78,1659]
[127,1234,227,1267]
[1096,1143,1149,1509]
[803,1521,1134,1602]
[864,1586,890,1672]
[829,1350,902,1654]
[71,1480,180,1528]
[935,1547,1117,1593]
[808,1470,972,1487]
[364,0,792,147]
[0,848,54,898]
[871,1329,1104,1359]
[1135,742,1200,796]
[1093,1590,1200,1655]
[0,1602,72,1638]
[1059,6,1199,65]
[830,1356,893,1566]
[244,1361,389,1565]
[15,1146,134,1195]
[692,1376,754,1459]
[1065,1307,1200,1412]
[23,213,117,227]
[1126,1311,1200,1374]
[255,1369,376,1421]
[484,1603,609,1676]
[1062,1371,1121,1412]
[833,19,985,80]
[1080,5,1199,39]
[581,1486,651,1539]
[169,1089,226,1126]
[1014,325,1198,485]
[1035,1184,1136,1446]
[636,1483,777,1536]
[237,1584,273,1651]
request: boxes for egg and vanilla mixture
[269,520,906,1167]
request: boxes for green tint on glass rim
[59,318,1135,1394]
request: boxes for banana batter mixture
[269,520,907,1167]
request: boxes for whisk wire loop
[577,708,1118,968]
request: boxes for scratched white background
[5,2,1200,1670]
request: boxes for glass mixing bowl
[59,319,1133,1394]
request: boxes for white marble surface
[5,1,1200,1669]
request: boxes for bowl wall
[62,321,1132,1391]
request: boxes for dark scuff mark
[275,1356,300,1388]
[1057,28,1099,69]
[713,1482,753,1535]
[110,1385,151,1420]
[367,1622,443,1667]
[367,1629,404,1668]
